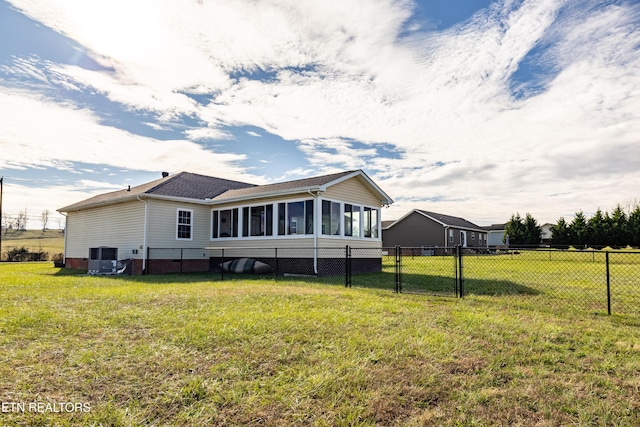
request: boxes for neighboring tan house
[541,223,553,245]
[382,209,487,249]
[58,170,393,276]
[484,223,507,247]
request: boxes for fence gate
[394,246,461,297]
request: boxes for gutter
[444,226,449,249]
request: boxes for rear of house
[59,170,393,276]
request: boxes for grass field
[376,249,640,317]
[1,263,639,426]
[0,229,65,260]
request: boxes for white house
[58,170,393,275]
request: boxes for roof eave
[211,186,323,205]
[58,193,211,212]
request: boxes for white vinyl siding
[64,201,145,259]
[322,177,382,207]
[147,200,210,248]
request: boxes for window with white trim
[242,204,274,237]
[344,204,361,237]
[364,207,378,238]
[177,209,193,240]
[212,208,238,238]
[278,200,314,235]
[322,200,341,235]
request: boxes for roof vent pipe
[162,172,169,178]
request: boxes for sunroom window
[322,200,341,235]
[344,204,361,237]
[364,207,379,238]
[212,208,238,238]
[278,200,314,235]
[242,204,273,237]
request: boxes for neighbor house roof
[59,169,393,212]
[384,209,485,231]
[482,223,507,231]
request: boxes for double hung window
[177,209,193,240]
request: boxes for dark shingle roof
[148,172,255,199]
[482,223,507,231]
[59,172,255,212]
[416,210,483,230]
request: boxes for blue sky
[1,0,639,228]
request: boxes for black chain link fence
[147,246,640,316]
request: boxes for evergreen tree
[504,213,526,245]
[551,217,570,245]
[587,208,609,247]
[609,205,629,247]
[524,213,542,245]
[628,205,640,247]
[569,211,588,247]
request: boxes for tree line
[504,201,640,248]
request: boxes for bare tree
[41,209,50,233]
[1,213,13,236]
[16,209,27,231]
[621,198,640,216]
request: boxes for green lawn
[368,250,640,317]
[1,263,639,426]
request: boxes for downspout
[137,196,149,274]
[444,226,449,249]
[60,212,67,263]
[308,189,320,275]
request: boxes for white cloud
[3,0,640,226]
[0,88,261,215]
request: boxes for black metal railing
[146,246,640,317]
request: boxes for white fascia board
[383,209,422,229]
[415,210,448,227]
[58,194,145,213]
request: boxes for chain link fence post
[394,245,402,293]
[457,245,464,298]
[606,251,611,315]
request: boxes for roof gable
[59,169,392,212]
[385,209,484,231]
[213,169,393,205]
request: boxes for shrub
[5,246,49,262]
